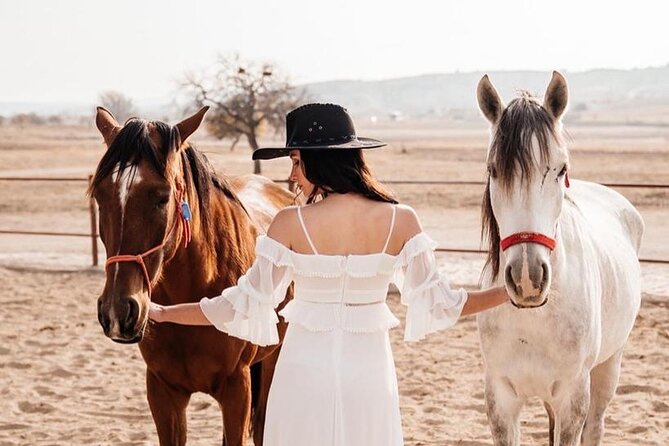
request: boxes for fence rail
[0,177,90,182]
[3,176,669,189]
[270,178,669,189]
[431,248,667,265]
[0,230,93,237]
[1,176,667,266]
[0,175,99,265]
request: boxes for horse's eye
[558,165,567,177]
[156,196,170,208]
[488,165,497,179]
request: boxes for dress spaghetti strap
[297,206,319,255]
[381,206,397,254]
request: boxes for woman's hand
[461,286,510,316]
[147,301,213,326]
[149,302,167,323]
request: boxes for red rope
[182,213,191,248]
[500,232,557,251]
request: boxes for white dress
[200,206,468,446]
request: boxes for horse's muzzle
[111,333,144,344]
[97,295,146,343]
[509,297,549,309]
[503,245,551,304]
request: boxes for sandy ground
[0,265,667,445]
[0,122,667,445]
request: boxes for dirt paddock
[0,121,667,445]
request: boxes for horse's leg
[252,348,280,446]
[485,376,524,446]
[217,403,228,446]
[146,370,192,446]
[543,402,556,446]
[581,350,623,446]
[552,376,590,446]
[215,366,252,446]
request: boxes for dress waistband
[279,299,400,333]
[297,299,385,307]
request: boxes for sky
[1,0,668,103]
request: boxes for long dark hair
[299,149,398,204]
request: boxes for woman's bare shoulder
[393,204,423,241]
[267,206,300,246]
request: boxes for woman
[149,103,508,445]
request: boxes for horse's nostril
[505,264,522,297]
[124,298,139,331]
[505,265,514,286]
[97,299,110,333]
[540,262,550,289]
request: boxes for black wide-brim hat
[252,103,386,160]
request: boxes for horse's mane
[481,91,561,282]
[90,119,170,191]
[89,119,247,263]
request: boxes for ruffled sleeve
[393,232,468,342]
[199,235,293,346]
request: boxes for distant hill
[304,65,669,119]
[0,102,93,117]
[2,65,668,121]
[0,98,183,122]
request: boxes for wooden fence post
[88,175,99,266]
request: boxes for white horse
[475,71,644,446]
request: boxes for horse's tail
[622,206,645,254]
[249,348,282,446]
[250,361,262,438]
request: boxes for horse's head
[91,106,209,343]
[478,72,570,308]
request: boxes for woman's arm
[148,208,297,327]
[460,286,509,316]
[149,301,219,325]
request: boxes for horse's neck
[159,187,257,304]
[549,200,599,293]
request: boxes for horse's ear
[543,71,569,121]
[176,106,210,145]
[95,106,121,147]
[477,75,504,125]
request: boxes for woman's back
[251,193,465,446]
[270,193,419,258]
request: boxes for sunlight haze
[1,0,668,103]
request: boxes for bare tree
[47,115,63,125]
[10,113,45,128]
[98,90,137,123]
[182,54,307,174]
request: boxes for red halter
[500,232,556,251]
[104,184,192,299]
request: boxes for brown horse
[90,106,293,445]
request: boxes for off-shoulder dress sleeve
[393,232,468,342]
[199,235,293,346]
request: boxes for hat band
[288,134,357,146]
